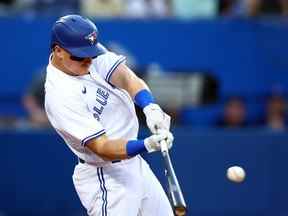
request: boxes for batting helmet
[50,14,106,58]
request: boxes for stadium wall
[0,128,287,216]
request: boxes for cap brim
[67,43,107,58]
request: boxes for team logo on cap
[85,31,97,45]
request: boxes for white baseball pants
[72,156,174,216]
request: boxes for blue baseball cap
[51,14,106,58]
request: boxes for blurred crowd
[0,0,288,18]
[147,69,288,132]
[214,93,287,131]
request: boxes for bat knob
[174,207,187,216]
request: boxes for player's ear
[54,45,65,59]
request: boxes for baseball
[226,166,246,183]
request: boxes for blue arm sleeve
[134,89,155,109]
[126,140,147,157]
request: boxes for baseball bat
[160,141,187,216]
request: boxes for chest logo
[82,86,87,94]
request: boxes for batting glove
[143,103,171,134]
[144,130,174,153]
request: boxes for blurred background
[1,0,288,215]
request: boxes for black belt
[78,158,121,164]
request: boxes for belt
[78,158,121,164]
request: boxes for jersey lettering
[92,88,109,121]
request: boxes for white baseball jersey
[45,51,139,164]
[45,51,173,216]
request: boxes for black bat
[161,142,187,216]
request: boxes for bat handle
[155,127,169,153]
[160,140,168,153]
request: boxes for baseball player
[45,14,174,216]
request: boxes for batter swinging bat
[160,141,187,215]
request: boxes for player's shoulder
[93,50,123,64]
[92,43,120,61]
[92,50,126,79]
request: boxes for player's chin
[79,65,90,74]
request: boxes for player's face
[54,46,93,76]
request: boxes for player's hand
[143,103,171,134]
[144,130,174,153]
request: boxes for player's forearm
[86,134,168,161]
[86,138,129,160]
[111,63,150,98]
[126,76,150,99]
[86,132,173,161]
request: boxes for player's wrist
[134,89,155,109]
[143,103,161,116]
[126,139,147,157]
